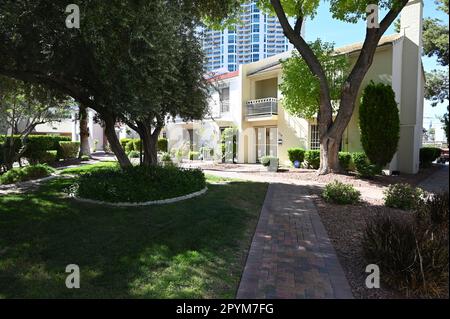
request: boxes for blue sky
[303,0,448,136]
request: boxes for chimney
[400,0,424,48]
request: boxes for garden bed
[314,196,449,299]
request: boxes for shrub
[304,150,320,169]
[74,165,206,203]
[41,150,58,164]
[59,141,80,159]
[133,139,142,152]
[383,183,425,210]
[260,156,278,167]
[189,151,200,161]
[158,138,168,153]
[351,152,376,178]
[128,150,140,158]
[287,148,305,166]
[363,210,449,297]
[120,138,133,150]
[359,82,400,168]
[322,181,361,204]
[0,164,55,185]
[338,152,352,171]
[416,192,449,232]
[22,135,55,164]
[125,141,135,153]
[80,155,90,161]
[419,147,441,167]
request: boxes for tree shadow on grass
[0,178,268,298]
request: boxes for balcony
[246,98,278,121]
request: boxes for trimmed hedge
[59,141,80,159]
[260,156,278,167]
[338,152,352,171]
[419,147,441,167]
[189,151,200,160]
[0,164,55,185]
[359,82,400,168]
[304,150,320,169]
[73,165,206,203]
[351,152,376,178]
[158,138,168,153]
[287,148,305,166]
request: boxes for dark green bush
[419,147,441,167]
[287,148,305,165]
[359,82,400,168]
[41,150,58,164]
[304,150,320,169]
[0,164,55,185]
[260,156,278,167]
[322,181,361,204]
[125,141,135,153]
[338,152,352,171]
[189,151,200,160]
[158,138,168,153]
[59,141,80,159]
[383,183,425,210]
[128,150,140,158]
[351,152,376,178]
[120,138,133,149]
[22,135,55,164]
[74,165,206,203]
[363,209,449,297]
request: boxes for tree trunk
[318,136,341,174]
[103,114,131,168]
[136,121,162,166]
[78,104,90,158]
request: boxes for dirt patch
[313,196,416,299]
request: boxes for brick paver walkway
[236,183,353,299]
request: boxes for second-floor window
[220,87,230,113]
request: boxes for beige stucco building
[167,0,425,174]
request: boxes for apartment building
[168,0,425,174]
[201,1,296,72]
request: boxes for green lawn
[0,166,267,298]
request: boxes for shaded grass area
[0,171,267,298]
[58,161,119,175]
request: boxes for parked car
[437,148,449,163]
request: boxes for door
[256,127,277,162]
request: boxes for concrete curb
[69,187,208,207]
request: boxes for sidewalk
[236,182,353,299]
[418,164,449,194]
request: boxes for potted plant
[261,156,278,172]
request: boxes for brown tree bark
[103,113,132,168]
[78,104,91,158]
[136,120,163,166]
[270,0,409,174]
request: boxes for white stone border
[69,187,208,207]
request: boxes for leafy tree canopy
[280,40,349,119]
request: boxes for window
[252,24,259,33]
[252,54,259,62]
[228,35,235,43]
[229,64,237,72]
[252,14,259,23]
[310,125,320,150]
[220,87,230,113]
[228,45,235,53]
[228,55,235,63]
[252,34,259,43]
[252,44,259,52]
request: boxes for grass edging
[0,174,59,189]
[69,187,208,207]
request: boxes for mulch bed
[313,196,415,299]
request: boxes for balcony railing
[246,98,278,117]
